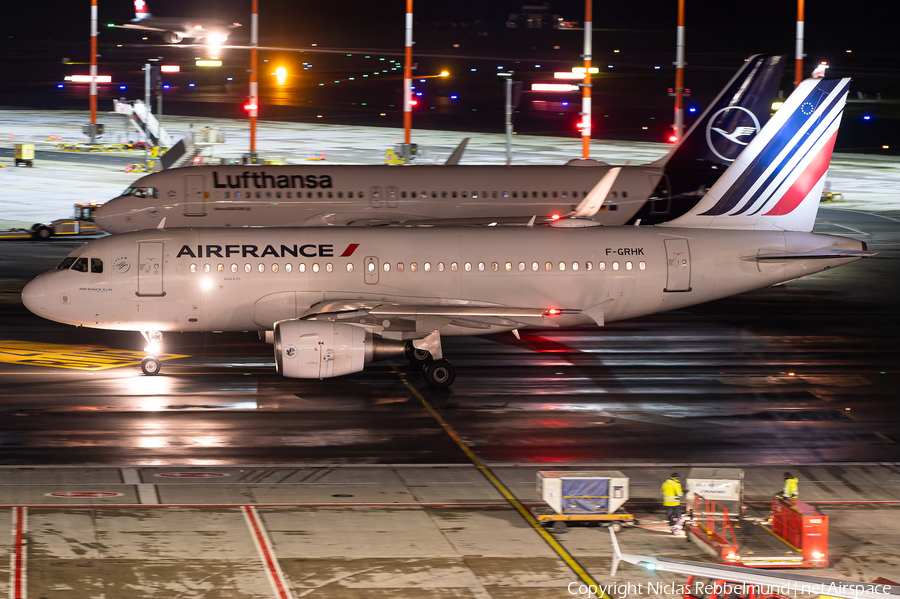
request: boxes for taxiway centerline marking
[10,506,27,599]
[242,505,293,599]
[398,373,608,599]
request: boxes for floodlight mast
[581,0,592,159]
[89,0,98,144]
[403,0,413,145]
[249,0,259,156]
[673,0,686,139]
[795,0,805,88]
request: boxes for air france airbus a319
[92,56,784,232]
[22,78,871,387]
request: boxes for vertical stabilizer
[134,0,151,20]
[659,78,850,232]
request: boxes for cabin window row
[213,189,627,201]
[188,260,647,275]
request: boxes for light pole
[249,0,259,158]
[499,73,514,165]
[581,0,592,159]
[89,0,99,144]
[795,0,805,87]
[673,0,686,139]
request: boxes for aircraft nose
[21,276,47,315]
[92,202,119,233]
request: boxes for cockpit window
[72,257,89,272]
[91,258,103,273]
[57,257,77,270]
[122,187,158,199]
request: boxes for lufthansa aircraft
[23,78,868,387]
[112,0,241,44]
[93,56,784,232]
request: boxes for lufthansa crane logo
[705,106,762,163]
[284,345,297,359]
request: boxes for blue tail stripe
[737,79,850,216]
[699,79,844,216]
[745,107,843,216]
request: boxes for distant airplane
[92,55,785,232]
[23,78,868,387]
[112,0,241,44]
[609,528,900,599]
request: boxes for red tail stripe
[339,243,360,257]
[764,130,838,217]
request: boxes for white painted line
[242,506,293,599]
[121,468,141,484]
[136,485,160,505]
[10,506,27,599]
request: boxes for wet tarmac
[1,207,897,466]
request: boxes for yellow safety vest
[783,477,799,498]
[661,478,683,506]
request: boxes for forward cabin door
[137,242,166,296]
[184,175,206,216]
[664,238,691,292]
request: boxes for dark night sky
[2,0,898,59]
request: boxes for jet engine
[274,320,406,379]
[163,31,184,43]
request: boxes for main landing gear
[404,338,455,388]
[140,330,163,376]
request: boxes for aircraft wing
[609,529,900,599]
[368,305,576,328]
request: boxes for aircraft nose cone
[92,202,118,233]
[21,276,47,314]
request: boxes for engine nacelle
[274,320,406,379]
[163,31,184,43]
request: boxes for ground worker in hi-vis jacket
[661,473,684,533]
[778,472,799,499]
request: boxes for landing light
[145,342,162,355]
[638,561,657,570]
[813,551,824,558]
[440,71,449,77]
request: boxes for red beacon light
[550,214,561,220]
[409,99,418,106]
[545,308,562,316]
[668,135,679,143]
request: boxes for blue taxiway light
[688,106,697,113]
[450,95,458,100]
[57,84,64,89]
[863,115,872,121]
[188,83,195,87]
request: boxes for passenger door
[137,242,165,296]
[664,238,691,292]
[184,175,206,216]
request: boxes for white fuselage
[92,164,664,233]
[22,226,865,338]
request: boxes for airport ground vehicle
[29,203,104,239]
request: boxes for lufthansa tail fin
[650,55,785,170]
[660,77,851,232]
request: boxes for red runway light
[668,135,679,143]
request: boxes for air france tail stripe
[735,80,850,216]
[709,79,845,216]
[700,79,845,216]
[747,108,843,216]
[764,129,838,216]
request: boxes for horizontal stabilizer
[743,248,877,261]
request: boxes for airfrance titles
[176,243,360,259]
[212,171,333,189]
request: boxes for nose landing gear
[139,330,164,376]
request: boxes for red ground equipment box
[770,498,828,565]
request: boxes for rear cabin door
[664,238,691,292]
[184,175,206,216]
[137,242,165,296]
